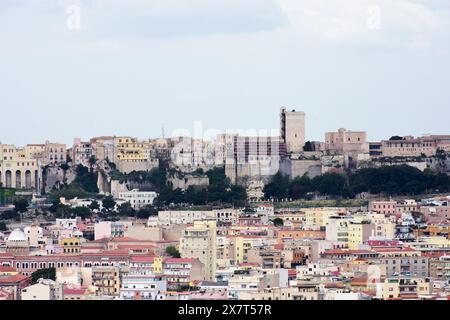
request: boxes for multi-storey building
[72,138,93,167]
[92,266,120,296]
[380,135,450,158]
[25,141,66,165]
[374,247,429,277]
[117,189,157,209]
[0,144,42,191]
[225,135,287,184]
[180,220,217,281]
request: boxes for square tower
[280,107,306,154]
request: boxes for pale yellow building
[0,144,41,191]
[304,208,347,230]
[347,222,375,250]
[91,266,120,296]
[60,237,82,254]
[180,220,217,281]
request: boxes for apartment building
[180,220,217,281]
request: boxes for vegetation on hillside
[264,165,450,200]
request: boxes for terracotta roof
[110,237,141,242]
[164,258,195,264]
[82,249,129,256]
[239,262,258,267]
[288,269,297,276]
[322,249,375,255]
[0,274,30,284]
[130,256,155,263]
[374,247,418,253]
[0,266,17,273]
[64,288,87,295]
[117,244,157,249]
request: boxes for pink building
[369,201,397,216]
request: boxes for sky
[1,0,449,146]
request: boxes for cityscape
[1,0,450,306]
[1,108,450,301]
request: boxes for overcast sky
[1,0,449,146]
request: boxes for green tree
[303,141,314,151]
[117,202,136,217]
[102,196,116,212]
[89,200,100,211]
[263,172,290,200]
[136,205,158,219]
[71,206,92,219]
[14,198,29,213]
[31,268,56,284]
[272,218,284,227]
[0,221,7,231]
[72,164,99,193]
[166,246,181,258]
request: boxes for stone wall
[44,165,76,193]
[168,175,210,191]
[116,159,159,174]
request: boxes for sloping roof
[0,274,30,284]
[0,266,17,273]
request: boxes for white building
[120,275,166,300]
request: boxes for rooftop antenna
[162,125,165,139]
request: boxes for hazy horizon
[1,0,449,146]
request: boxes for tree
[0,221,7,231]
[71,206,92,219]
[117,202,136,217]
[136,205,157,219]
[71,164,99,193]
[89,200,100,211]
[88,155,97,168]
[166,246,181,258]
[31,268,56,284]
[14,198,29,213]
[102,196,116,212]
[51,204,73,218]
[389,136,404,141]
[289,174,311,200]
[272,218,284,227]
[263,172,290,200]
[312,173,348,197]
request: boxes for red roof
[374,247,417,253]
[82,249,129,256]
[64,288,87,295]
[288,269,297,276]
[0,274,30,284]
[110,237,141,242]
[0,266,17,273]
[164,258,195,264]
[130,256,155,263]
[117,244,157,249]
[239,262,258,267]
[322,249,375,255]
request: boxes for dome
[7,229,27,242]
